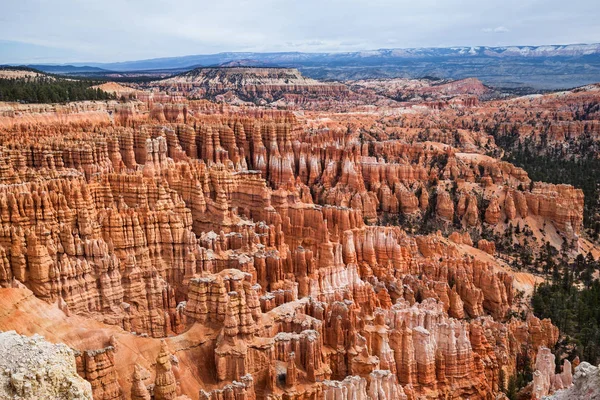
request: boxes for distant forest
[490,125,600,239]
[505,144,600,237]
[0,74,114,103]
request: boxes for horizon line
[5,41,600,67]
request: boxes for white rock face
[532,346,574,399]
[544,362,600,400]
[0,331,92,399]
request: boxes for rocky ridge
[150,67,349,104]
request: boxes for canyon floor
[0,68,598,399]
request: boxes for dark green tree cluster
[0,76,115,103]
[504,138,600,237]
[499,346,534,400]
[532,252,600,364]
[488,121,600,238]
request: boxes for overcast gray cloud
[1,0,599,63]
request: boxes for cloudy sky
[1,0,599,64]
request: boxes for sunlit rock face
[0,77,594,399]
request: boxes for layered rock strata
[0,86,591,399]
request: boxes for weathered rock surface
[0,330,93,399]
[544,361,600,400]
[76,346,123,399]
[150,67,349,105]
[531,347,574,399]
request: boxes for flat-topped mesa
[150,67,350,104]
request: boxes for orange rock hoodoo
[0,82,592,399]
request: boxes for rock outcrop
[531,347,574,399]
[0,331,93,400]
[150,67,349,105]
[545,361,600,400]
[154,341,178,400]
[75,346,123,400]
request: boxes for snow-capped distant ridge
[485,43,600,57]
[47,43,600,73]
[307,44,600,59]
[380,43,600,58]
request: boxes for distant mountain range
[24,65,111,74]
[61,43,600,71]
[23,43,600,89]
